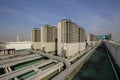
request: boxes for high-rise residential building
[32,28,41,50]
[32,19,87,56]
[41,25,57,53]
[79,27,86,42]
[57,19,86,58]
[87,34,98,46]
[88,34,97,41]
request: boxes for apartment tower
[57,19,86,58]
[41,25,57,53]
[88,34,98,46]
[32,28,41,50]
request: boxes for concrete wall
[80,42,86,52]
[41,42,55,53]
[32,42,41,50]
[105,41,120,67]
[67,43,79,57]
[57,42,86,58]
[6,42,31,50]
[57,22,62,56]
[57,42,63,56]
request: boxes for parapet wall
[105,41,120,67]
[6,42,31,50]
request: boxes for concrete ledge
[105,41,120,68]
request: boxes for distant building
[87,34,98,46]
[57,19,86,58]
[32,25,57,52]
[96,34,112,40]
[32,28,41,50]
[88,34,98,41]
[32,19,98,58]
[79,27,86,42]
[16,36,20,42]
[41,25,57,53]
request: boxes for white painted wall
[80,42,86,52]
[67,43,79,57]
[58,42,86,58]
[105,41,120,67]
[41,42,55,53]
[6,42,31,50]
[32,42,41,50]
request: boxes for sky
[0,0,120,42]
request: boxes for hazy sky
[0,0,120,41]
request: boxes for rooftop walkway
[72,43,120,80]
